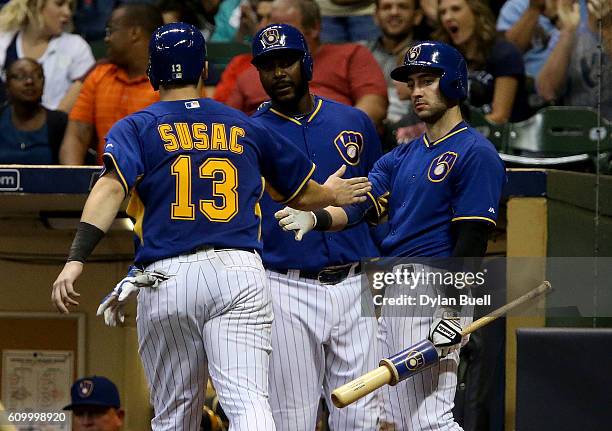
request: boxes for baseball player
[276,41,506,430]
[249,24,382,430]
[50,23,371,431]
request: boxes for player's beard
[272,77,309,114]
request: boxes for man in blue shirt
[277,41,506,430]
[250,23,382,431]
[51,22,371,431]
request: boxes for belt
[268,263,362,285]
[190,245,258,255]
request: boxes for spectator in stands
[59,2,163,165]
[64,376,124,431]
[436,0,531,123]
[227,0,388,127]
[0,0,95,112]
[73,0,120,42]
[158,0,202,28]
[316,0,379,43]
[213,0,272,103]
[496,0,560,79]
[233,0,270,42]
[413,0,437,39]
[367,0,422,123]
[536,0,610,119]
[0,58,67,164]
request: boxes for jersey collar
[423,121,468,148]
[269,96,323,126]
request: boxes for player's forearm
[59,120,94,165]
[317,206,349,231]
[355,94,388,129]
[536,30,576,101]
[80,173,126,232]
[504,7,541,52]
[288,181,338,211]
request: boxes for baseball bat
[331,281,552,408]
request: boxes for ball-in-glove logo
[79,380,94,398]
[334,130,364,165]
[428,151,458,182]
[260,27,286,48]
[404,350,425,371]
[408,45,421,61]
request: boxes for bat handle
[331,364,394,408]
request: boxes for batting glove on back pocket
[96,266,169,327]
[428,306,463,358]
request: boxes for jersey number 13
[170,155,238,222]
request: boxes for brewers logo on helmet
[252,24,314,81]
[260,27,285,48]
[391,40,468,101]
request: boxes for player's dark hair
[117,1,164,37]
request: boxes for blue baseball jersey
[366,122,506,257]
[252,96,382,271]
[102,98,315,265]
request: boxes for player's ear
[202,61,208,81]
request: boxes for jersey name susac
[103,98,315,265]
[157,122,245,154]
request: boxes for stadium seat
[205,42,252,85]
[467,107,508,152]
[506,106,611,156]
[515,328,612,430]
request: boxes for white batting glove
[274,207,316,241]
[96,266,169,327]
[428,307,463,358]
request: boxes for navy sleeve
[102,116,145,194]
[253,123,315,203]
[451,140,506,225]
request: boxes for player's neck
[159,85,202,102]
[424,105,464,142]
[272,93,314,117]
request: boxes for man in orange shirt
[59,3,164,165]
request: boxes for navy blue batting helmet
[251,24,313,81]
[391,41,468,101]
[147,22,206,91]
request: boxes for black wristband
[67,222,105,263]
[313,209,332,231]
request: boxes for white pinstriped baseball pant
[378,264,473,431]
[266,269,380,431]
[137,249,276,431]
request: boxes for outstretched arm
[270,165,371,211]
[51,171,126,313]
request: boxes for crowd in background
[0,0,609,165]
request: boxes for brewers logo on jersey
[365,122,505,257]
[334,130,364,166]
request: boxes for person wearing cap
[63,376,124,431]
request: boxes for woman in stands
[435,0,532,123]
[0,0,94,112]
[0,58,67,164]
